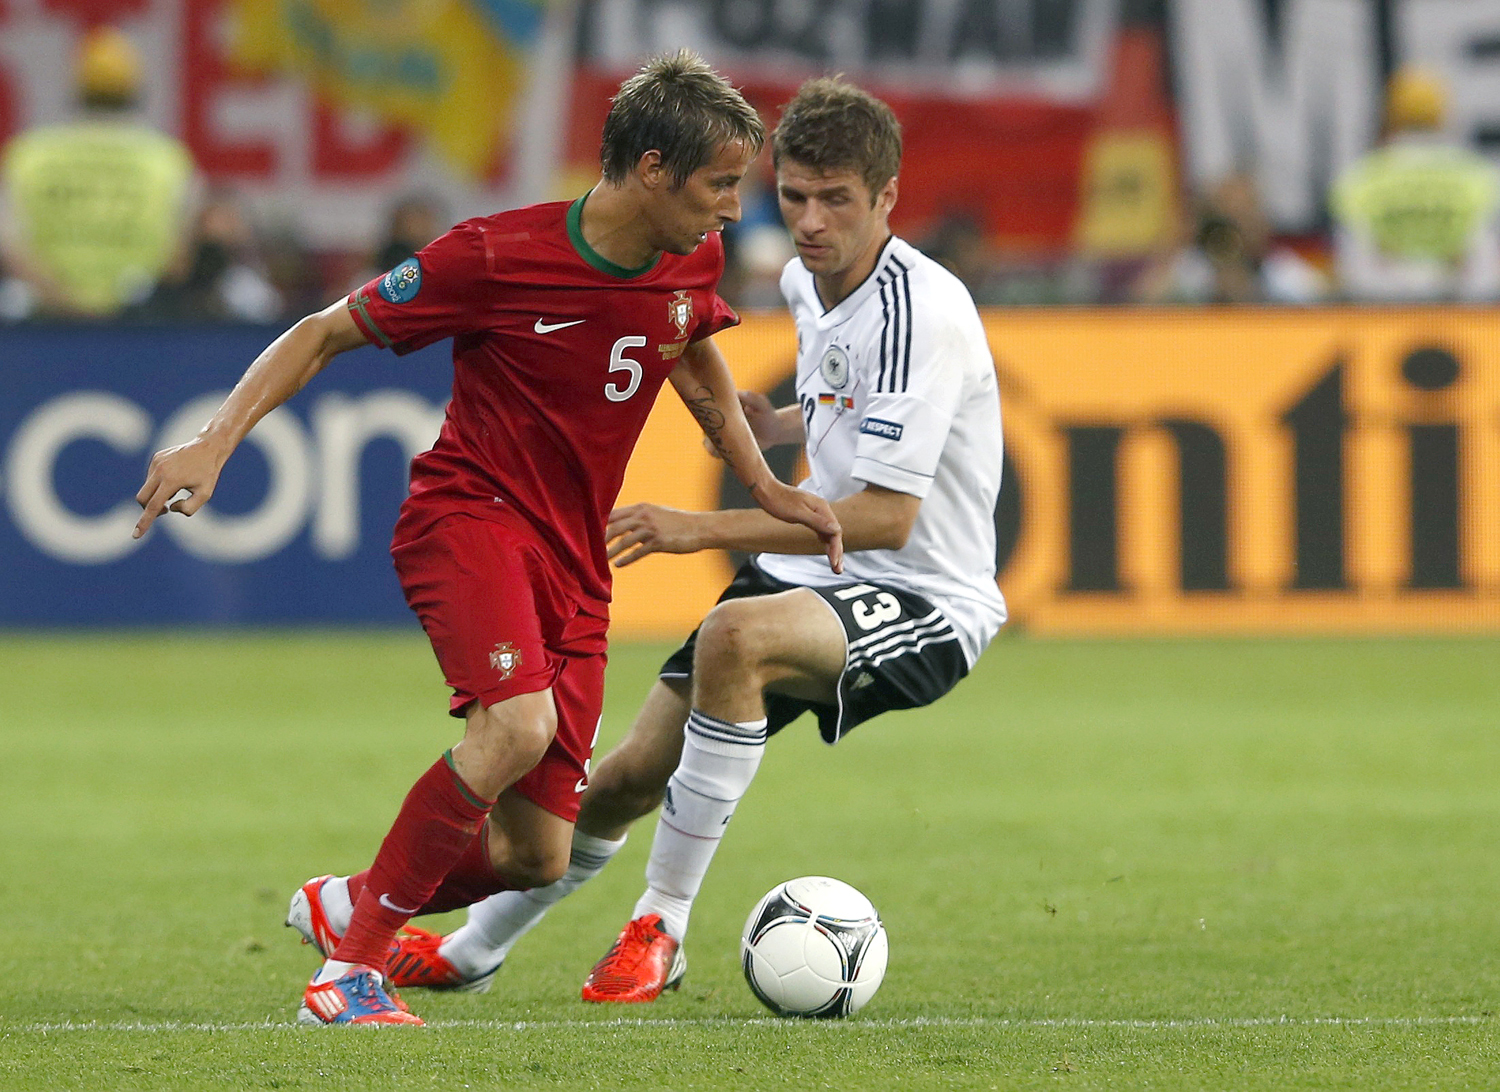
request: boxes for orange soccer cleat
[297,966,424,1026]
[285,875,412,1012]
[386,925,501,993]
[580,914,687,1003]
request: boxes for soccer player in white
[294,77,1006,1000]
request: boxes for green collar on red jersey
[567,191,661,279]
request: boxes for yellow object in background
[228,0,542,179]
[1073,131,1179,258]
[75,25,143,104]
[2,124,194,315]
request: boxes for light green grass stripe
[9,1015,1489,1034]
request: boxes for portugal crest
[489,642,522,680]
[669,290,694,339]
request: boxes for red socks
[418,823,513,915]
[332,751,493,968]
[349,824,515,917]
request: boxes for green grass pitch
[1,631,1497,1089]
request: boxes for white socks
[632,710,767,941]
[437,829,627,978]
[312,959,356,983]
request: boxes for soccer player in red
[132,51,842,1026]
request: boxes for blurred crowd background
[2,0,1498,324]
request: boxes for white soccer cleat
[285,875,345,957]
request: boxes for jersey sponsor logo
[377,258,422,304]
[820,345,851,388]
[668,289,694,339]
[534,317,586,334]
[489,641,522,679]
[860,417,904,441]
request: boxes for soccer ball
[740,876,888,1018]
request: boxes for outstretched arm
[669,338,842,572]
[133,301,368,538]
[608,482,918,568]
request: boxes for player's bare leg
[481,789,575,888]
[584,589,845,1002]
[452,689,561,801]
[577,679,693,838]
[297,689,559,1024]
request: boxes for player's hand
[132,438,227,539]
[752,480,844,574]
[701,391,791,458]
[738,390,784,449]
[607,503,705,567]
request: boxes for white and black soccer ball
[740,876,888,1018]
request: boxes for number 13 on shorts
[834,583,903,630]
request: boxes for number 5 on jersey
[606,336,646,402]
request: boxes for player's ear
[876,175,898,217]
[636,149,667,191]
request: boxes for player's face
[777,160,898,296]
[646,138,756,256]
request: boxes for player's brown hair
[601,50,766,188]
[772,78,903,204]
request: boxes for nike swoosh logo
[378,893,420,915]
[534,318,586,334]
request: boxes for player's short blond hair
[601,50,765,188]
[772,78,903,204]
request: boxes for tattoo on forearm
[684,387,736,471]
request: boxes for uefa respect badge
[378,258,423,304]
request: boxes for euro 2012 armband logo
[378,258,423,304]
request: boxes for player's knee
[471,703,557,771]
[695,600,772,678]
[492,840,569,889]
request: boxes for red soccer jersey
[347,195,738,608]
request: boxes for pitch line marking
[6,1015,1489,1034]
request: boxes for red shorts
[391,511,609,822]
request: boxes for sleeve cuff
[689,307,740,343]
[346,290,397,351]
[851,456,932,498]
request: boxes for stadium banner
[226,0,543,180]
[0,0,573,250]
[5,1,1500,248]
[0,325,450,625]
[2,310,1498,633]
[0,0,1160,254]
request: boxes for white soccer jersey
[756,236,1007,666]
